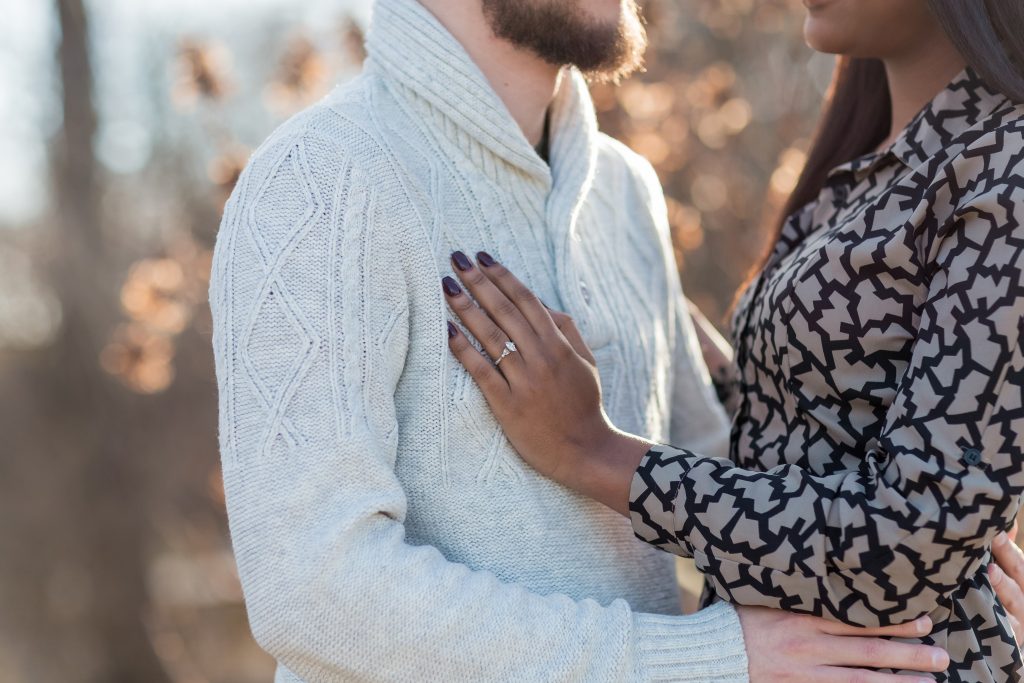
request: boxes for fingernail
[932,648,949,669]
[452,251,474,272]
[990,563,1003,583]
[996,532,1009,546]
[917,616,932,633]
[477,251,497,267]
[442,276,462,297]
[447,321,458,338]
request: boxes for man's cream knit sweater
[209,0,748,680]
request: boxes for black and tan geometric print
[630,69,1024,682]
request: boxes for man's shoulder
[592,132,668,238]
[224,72,422,222]
[593,132,663,200]
[216,72,428,264]
[239,73,392,180]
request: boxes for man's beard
[481,0,647,83]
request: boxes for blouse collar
[827,67,1011,182]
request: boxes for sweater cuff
[629,445,693,554]
[632,601,749,682]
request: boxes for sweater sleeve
[636,158,732,458]
[209,131,749,683]
[628,182,1024,627]
[667,284,733,460]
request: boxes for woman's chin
[803,21,855,56]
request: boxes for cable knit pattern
[209,0,743,680]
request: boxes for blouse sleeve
[629,182,1024,627]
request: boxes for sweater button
[963,448,983,466]
[580,281,592,305]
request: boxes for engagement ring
[494,340,517,366]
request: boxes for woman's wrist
[561,425,653,517]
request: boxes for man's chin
[577,15,647,84]
[581,0,628,27]
[482,0,648,84]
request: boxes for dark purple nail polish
[447,321,458,338]
[442,276,462,297]
[477,251,496,268]
[452,251,474,272]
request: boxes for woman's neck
[879,40,967,150]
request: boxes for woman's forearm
[559,429,654,517]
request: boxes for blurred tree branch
[19,1,173,680]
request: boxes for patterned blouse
[629,69,1024,681]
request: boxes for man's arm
[687,299,741,415]
[633,157,732,457]
[208,130,749,682]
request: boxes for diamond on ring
[495,340,518,366]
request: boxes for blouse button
[963,448,983,466]
[580,281,592,306]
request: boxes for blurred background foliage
[0,0,835,680]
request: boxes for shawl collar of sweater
[365,0,600,240]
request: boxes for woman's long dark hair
[755,0,1024,277]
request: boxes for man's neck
[416,0,561,147]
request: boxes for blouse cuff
[629,444,693,555]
